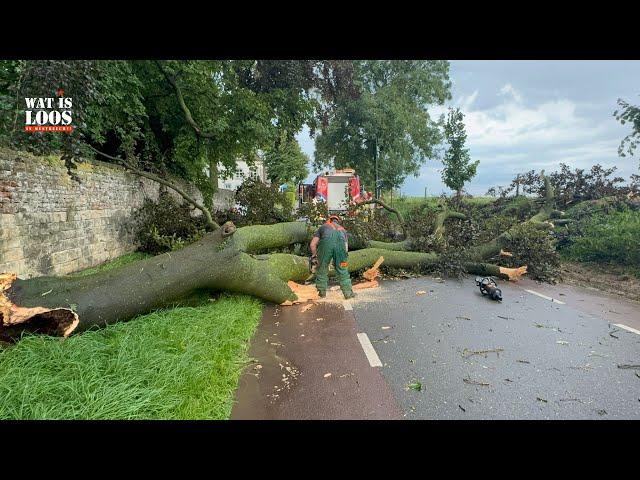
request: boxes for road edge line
[356,332,383,367]
[524,289,566,304]
[613,323,640,335]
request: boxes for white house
[217,159,268,191]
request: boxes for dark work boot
[318,290,326,298]
[343,291,356,300]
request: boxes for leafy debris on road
[416,291,427,296]
[588,351,608,358]
[463,377,490,386]
[617,364,640,370]
[456,316,471,321]
[300,304,314,313]
[517,359,530,364]
[407,381,423,391]
[462,347,504,358]
[372,335,390,344]
[556,340,570,345]
[569,364,592,371]
[534,323,564,332]
[597,409,607,416]
[636,372,640,380]
[458,405,466,412]
[323,373,332,378]
[536,397,548,403]
[609,329,620,339]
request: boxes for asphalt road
[351,276,640,419]
[231,301,401,420]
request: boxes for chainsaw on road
[475,276,503,301]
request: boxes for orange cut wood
[353,280,379,290]
[363,256,384,281]
[280,281,319,305]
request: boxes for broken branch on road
[463,377,490,386]
[462,347,504,358]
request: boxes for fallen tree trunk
[1,217,527,339]
[1,222,310,338]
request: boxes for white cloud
[456,90,479,111]
[498,83,523,103]
[464,96,608,153]
[412,81,632,195]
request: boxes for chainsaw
[309,255,318,274]
[475,276,502,301]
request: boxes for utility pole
[374,137,380,199]
[424,186,427,200]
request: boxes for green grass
[0,295,262,419]
[384,195,495,219]
[68,251,152,277]
[562,208,640,276]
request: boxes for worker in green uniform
[310,214,355,299]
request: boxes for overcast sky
[296,60,640,196]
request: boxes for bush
[133,191,207,255]
[501,223,561,282]
[214,178,294,227]
[406,207,442,253]
[297,199,329,225]
[562,209,640,267]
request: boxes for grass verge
[67,251,152,277]
[561,208,640,278]
[0,294,262,419]
[386,195,495,219]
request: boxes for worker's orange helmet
[328,214,341,223]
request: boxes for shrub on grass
[133,191,207,255]
[215,178,294,228]
[562,209,640,267]
[501,222,561,283]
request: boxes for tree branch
[155,61,217,139]
[433,208,466,241]
[88,145,219,231]
[355,198,406,235]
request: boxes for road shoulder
[231,300,401,420]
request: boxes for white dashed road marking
[614,323,640,335]
[524,289,566,304]
[357,333,383,367]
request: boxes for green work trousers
[315,230,353,297]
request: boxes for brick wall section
[0,148,235,279]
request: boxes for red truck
[298,169,372,213]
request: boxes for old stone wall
[0,148,235,278]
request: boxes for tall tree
[263,132,309,185]
[441,107,479,197]
[0,60,321,228]
[313,60,451,193]
[614,97,640,164]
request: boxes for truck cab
[298,169,369,213]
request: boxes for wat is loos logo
[24,88,74,133]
